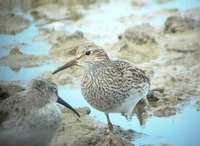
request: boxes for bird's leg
[105,113,113,132]
[105,113,127,146]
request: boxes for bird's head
[31,79,80,117]
[52,47,110,74]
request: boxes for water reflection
[0,48,10,58]
[0,0,200,146]
[59,85,200,146]
[0,64,56,81]
[134,100,200,146]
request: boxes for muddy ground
[0,1,200,146]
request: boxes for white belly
[111,84,149,118]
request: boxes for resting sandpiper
[0,79,79,146]
[53,47,150,131]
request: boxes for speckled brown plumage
[53,48,151,131]
[53,47,150,131]
[81,55,150,116]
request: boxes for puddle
[154,0,200,11]
[62,0,200,45]
[0,64,56,81]
[0,0,200,145]
[63,0,138,45]
[0,48,10,58]
[1,0,199,51]
[133,101,200,146]
[59,85,200,146]
[0,23,51,56]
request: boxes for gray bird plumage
[0,79,79,146]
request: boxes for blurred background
[0,0,200,146]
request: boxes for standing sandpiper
[0,79,79,146]
[53,47,150,131]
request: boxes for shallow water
[0,22,51,56]
[59,85,200,146]
[63,0,200,45]
[0,0,200,146]
[0,64,56,81]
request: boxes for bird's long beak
[52,58,78,74]
[57,96,80,117]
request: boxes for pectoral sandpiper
[53,47,150,131]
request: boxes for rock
[132,0,148,7]
[122,24,157,45]
[0,14,30,34]
[30,0,107,22]
[97,133,133,146]
[184,8,200,22]
[164,15,199,33]
[31,3,83,21]
[31,4,69,21]
[147,88,164,102]
[9,47,23,55]
[50,31,96,58]
[0,50,50,70]
[111,24,160,64]
[149,8,180,18]
[77,107,91,115]
[134,103,149,126]
[154,106,176,117]
[49,108,135,146]
[155,0,174,4]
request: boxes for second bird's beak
[53,56,83,117]
[57,96,80,117]
[53,57,82,117]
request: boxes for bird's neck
[87,60,110,71]
[83,60,110,79]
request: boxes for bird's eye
[49,86,57,92]
[85,50,91,55]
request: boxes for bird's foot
[105,131,127,146]
[108,122,114,133]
